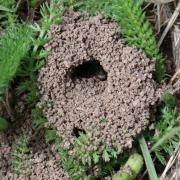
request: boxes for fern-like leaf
[0,24,32,95]
[11,135,32,176]
[151,107,180,165]
[32,107,47,129]
[17,0,63,106]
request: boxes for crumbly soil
[0,95,68,180]
[38,11,166,153]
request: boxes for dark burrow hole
[70,59,107,81]
[72,127,86,137]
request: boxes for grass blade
[138,135,158,180]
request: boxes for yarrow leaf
[0,24,32,95]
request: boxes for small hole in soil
[70,59,107,81]
[72,127,86,137]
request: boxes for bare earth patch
[0,96,68,180]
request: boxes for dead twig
[1,89,14,121]
[171,68,180,86]
[15,0,23,10]
[160,145,180,180]
[158,0,180,47]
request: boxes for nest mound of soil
[38,11,160,153]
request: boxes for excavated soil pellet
[38,11,162,153]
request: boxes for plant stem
[113,153,144,180]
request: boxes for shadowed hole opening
[72,127,86,137]
[70,59,107,81]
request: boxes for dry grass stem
[172,25,180,69]
[160,145,180,180]
[158,0,180,47]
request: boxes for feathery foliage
[162,92,176,109]
[32,0,63,53]
[0,0,16,26]
[70,0,111,15]
[45,128,89,179]
[32,107,47,129]
[17,0,63,107]
[151,106,180,165]
[142,93,180,165]
[45,128,128,179]
[0,0,15,8]
[74,132,118,166]
[0,24,32,95]
[11,135,32,176]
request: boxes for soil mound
[38,11,160,153]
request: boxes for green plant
[11,135,32,176]
[29,0,41,8]
[162,92,176,109]
[73,132,131,178]
[144,93,180,165]
[71,0,111,15]
[17,0,64,107]
[74,132,118,165]
[0,0,16,26]
[109,0,165,82]
[138,135,158,180]
[32,107,47,129]
[151,106,180,165]
[113,153,144,180]
[0,0,15,8]
[0,117,8,130]
[45,128,88,179]
[138,93,180,180]
[32,0,63,53]
[45,128,127,179]
[0,24,32,96]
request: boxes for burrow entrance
[69,59,107,81]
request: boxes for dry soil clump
[38,11,162,153]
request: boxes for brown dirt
[0,95,68,180]
[38,11,166,154]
